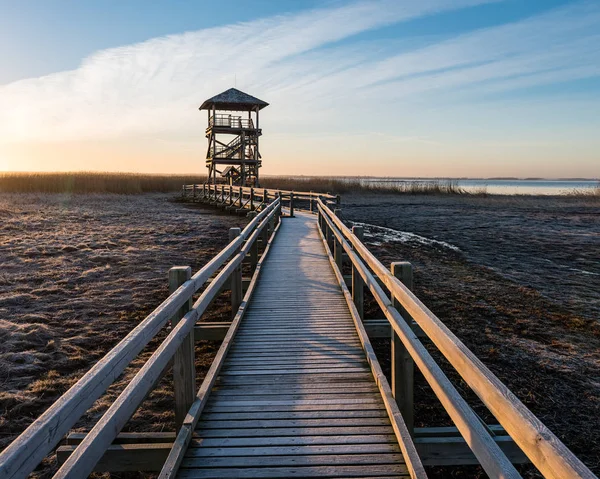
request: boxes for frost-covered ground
[343,193,600,477]
[345,193,600,320]
[0,193,245,476]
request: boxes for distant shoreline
[269,175,600,182]
[1,171,599,182]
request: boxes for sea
[359,178,599,195]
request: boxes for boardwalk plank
[197,418,392,429]
[178,464,409,478]
[181,453,404,467]
[200,410,388,420]
[190,435,397,448]
[186,443,400,457]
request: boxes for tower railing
[208,114,255,129]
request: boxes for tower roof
[199,88,269,112]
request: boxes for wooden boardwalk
[4,189,596,479]
[178,212,408,478]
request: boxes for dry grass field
[0,172,467,195]
[0,172,207,194]
[0,192,246,477]
[1,171,562,196]
[342,193,600,477]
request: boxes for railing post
[351,225,364,320]
[268,213,275,238]
[317,204,322,231]
[336,194,341,207]
[289,192,295,217]
[319,199,326,233]
[248,213,259,271]
[309,191,314,212]
[391,261,415,434]
[275,193,282,225]
[202,183,207,200]
[168,266,195,431]
[317,205,321,229]
[192,184,197,199]
[229,228,242,318]
[229,185,233,206]
[250,187,254,211]
[221,185,225,203]
[262,207,274,256]
[238,187,243,208]
[334,209,343,270]
[263,188,268,208]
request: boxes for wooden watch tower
[200,88,269,187]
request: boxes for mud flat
[342,192,600,477]
[0,193,246,476]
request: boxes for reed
[1,172,475,196]
[565,182,600,199]
[261,176,470,195]
[0,172,207,194]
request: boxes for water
[360,178,599,195]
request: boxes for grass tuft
[565,182,600,199]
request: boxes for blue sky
[0,0,574,84]
[0,0,598,177]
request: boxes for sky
[0,0,598,178]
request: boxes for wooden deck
[178,212,408,478]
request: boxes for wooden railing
[182,183,338,216]
[208,114,254,129]
[0,197,282,479]
[316,198,596,479]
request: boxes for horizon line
[1,171,598,182]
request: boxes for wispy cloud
[0,0,598,176]
[0,0,503,142]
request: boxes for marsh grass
[566,182,600,199]
[0,172,207,194]
[0,193,242,462]
[261,176,467,195]
[2,172,474,195]
[258,176,473,195]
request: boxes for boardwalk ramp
[179,212,408,478]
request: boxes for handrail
[208,114,254,129]
[317,198,596,479]
[315,216,427,479]
[54,202,281,478]
[0,198,282,479]
[318,202,519,478]
[183,183,338,206]
[158,211,283,479]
